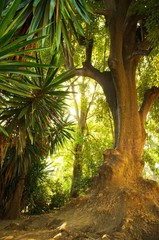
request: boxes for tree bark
[107,1,152,176]
[2,173,26,219]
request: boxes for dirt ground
[1,153,159,240]
[0,213,75,240]
[1,182,159,240]
[0,207,100,240]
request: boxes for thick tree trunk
[52,2,159,238]
[48,1,159,239]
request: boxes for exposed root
[1,154,159,240]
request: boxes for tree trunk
[100,2,147,183]
[70,143,83,198]
[54,1,159,239]
[2,174,26,219]
[70,80,86,198]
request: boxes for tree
[0,0,87,219]
[56,1,159,239]
[0,50,74,218]
[70,77,97,197]
[68,77,113,198]
[72,2,159,175]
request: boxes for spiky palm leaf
[0,51,74,155]
[0,0,89,219]
[0,0,51,170]
[16,0,90,49]
[0,52,74,217]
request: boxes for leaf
[0,0,6,16]
[0,84,32,97]
[0,68,41,77]
[47,90,69,96]
[33,0,41,8]
[4,3,32,36]
[0,77,41,90]
[0,35,47,57]
[0,60,54,68]
[18,105,30,119]
[45,68,75,90]
[0,125,9,136]
[0,0,22,37]
[49,0,56,20]
[29,0,46,35]
[0,47,51,60]
[27,128,34,144]
[71,0,90,23]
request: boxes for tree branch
[74,62,104,86]
[86,39,93,64]
[71,81,80,125]
[139,86,159,124]
[127,48,153,60]
[78,35,93,65]
[85,82,97,119]
[74,62,118,146]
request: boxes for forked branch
[139,86,159,124]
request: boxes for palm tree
[0,0,89,219]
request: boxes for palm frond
[28,0,90,49]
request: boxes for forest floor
[0,198,101,240]
[1,182,159,240]
[1,155,159,240]
[0,211,84,240]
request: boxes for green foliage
[23,160,69,214]
[130,0,159,45]
[23,159,50,214]
[144,99,159,177]
[0,0,46,137]
[0,0,79,218]
[26,184,51,215]
[137,53,159,178]
[51,82,113,197]
[49,180,69,209]
[22,0,91,49]
[0,53,74,156]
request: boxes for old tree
[58,0,159,239]
[1,0,159,239]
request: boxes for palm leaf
[27,0,90,49]
[0,125,9,137]
[0,0,22,36]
